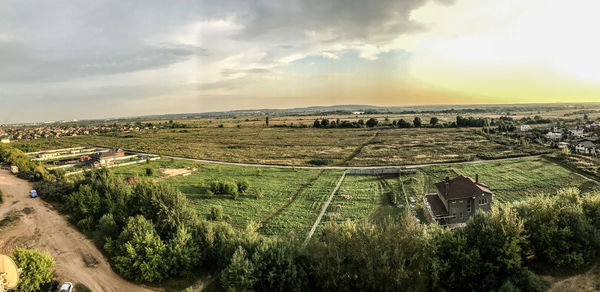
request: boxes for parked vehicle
[59,282,73,292]
[30,189,38,198]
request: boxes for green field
[404,157,600,203]
[113,160,324,230]
[14,127,547,167]
[109,156,600,238]
[260,170,344,238]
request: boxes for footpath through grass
[260,170,344,238]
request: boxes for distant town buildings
[519,125,531,132]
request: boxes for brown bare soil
[155,167,195,182]
[545,264,600,292]
[0,170,157,292]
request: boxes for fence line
[302,171,347,247]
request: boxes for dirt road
[0,170,156,292]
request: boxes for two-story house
[424,175,493,226]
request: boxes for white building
[576,141,598,155]
[548,123,560,133]
[558,142,569,149]
[546,131,562,140]
[569,127,585,138]
[520,125,532,132]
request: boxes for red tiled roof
[426,194,449,217]
[435,175,492,200]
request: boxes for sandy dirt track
[0,170,157,292]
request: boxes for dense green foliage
[515,188,600,268]
[11,248,55,292]
[0,145,50,181]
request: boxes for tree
[366,118,378,127]
[221,246,257,292]
[434,208,527,291]
[320,119,330,128]
[266,116,269,127]
[430,117,439,127]
[413,117,422,128]
[166,225,198,275]
[145,167,154,176]
[313,120,321,128]
[397,119,411,128]
[516,188,599,268]
[109,215,168,282]
[357,119,365,127]
[97,213,119,241]
[11,248,55,292]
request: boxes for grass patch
[408,157,599,203]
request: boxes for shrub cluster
[208,179,250,199]
[0,145,51,181]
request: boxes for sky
[1,0,600,123]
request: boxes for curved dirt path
[0,170,156,292]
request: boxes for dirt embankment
[0,170,157,292]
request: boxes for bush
[209,205,224,221]
[145,167,154,176]
[237,179,250,194]
[222,181,238,196]
[255,188,264,200]
[308,159,331,166]
[209,180,239,197]
[11,248,55,292]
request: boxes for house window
[458,213,463,219]
[458,200,463,203]
[478,198,489,205]
[451,201,456,204]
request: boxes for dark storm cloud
[201,0,454,42]
[0,0,452,83]
[0,0,456,122]
[0,0,203,83]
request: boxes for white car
[59,282,73,292]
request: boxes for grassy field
[113,159,324,230]
[403,157,600,203]
[14,127,547,167]
[350,128,547,165]
[322,174,406,228]
[260,170,344,238]
[105,155,600,238]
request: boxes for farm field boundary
[257,170,325,228]
[108,146,544,170]
[303,171,347,246]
